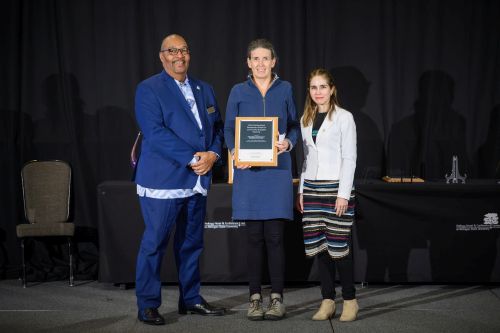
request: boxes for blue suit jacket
[134,70,224,190]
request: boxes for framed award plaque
[234,117,278,167]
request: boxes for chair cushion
[16,222,75,237]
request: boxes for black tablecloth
[354,180,500,282]
[97,180,500,284]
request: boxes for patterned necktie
[179,82,195,109]
[178,81,202,129]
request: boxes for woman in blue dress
[224,38,299,321]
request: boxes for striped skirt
[302,179,355,259]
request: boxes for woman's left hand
[335,197,348,216]
[275,139,289,154]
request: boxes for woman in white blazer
[296,68,358,322]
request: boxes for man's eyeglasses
[161,47,190,56]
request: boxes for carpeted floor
[0,280,499,332]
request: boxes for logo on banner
[456,213,500,231]
[483,213,499,225]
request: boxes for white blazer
[299,106,357,199]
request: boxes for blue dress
[224,76,299,220]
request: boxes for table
[97,180,500,284]
[97,182,311,284]
[354,180,500,283]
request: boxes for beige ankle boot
[312,299,336,320]
[339,299,359,322]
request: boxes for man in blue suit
[134,34,225,325]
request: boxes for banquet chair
[16,160,75,287]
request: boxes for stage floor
[1,280,500,332]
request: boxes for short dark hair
[247,38,278,60]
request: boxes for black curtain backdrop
[1,0,499,279]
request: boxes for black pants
[317,249,355,300]
[246,220,285,296]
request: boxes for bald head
[159,34,190,81]
[160,34,186,51]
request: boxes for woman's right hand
[231,150,251,169]
[296,193,303,213]
[236,164,252,169]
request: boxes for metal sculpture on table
[445,155,467,184]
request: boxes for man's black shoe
[138,308,165,325]
[179,298,226,316]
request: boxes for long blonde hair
[302,69,340,127]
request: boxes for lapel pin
[196,85,200,90]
